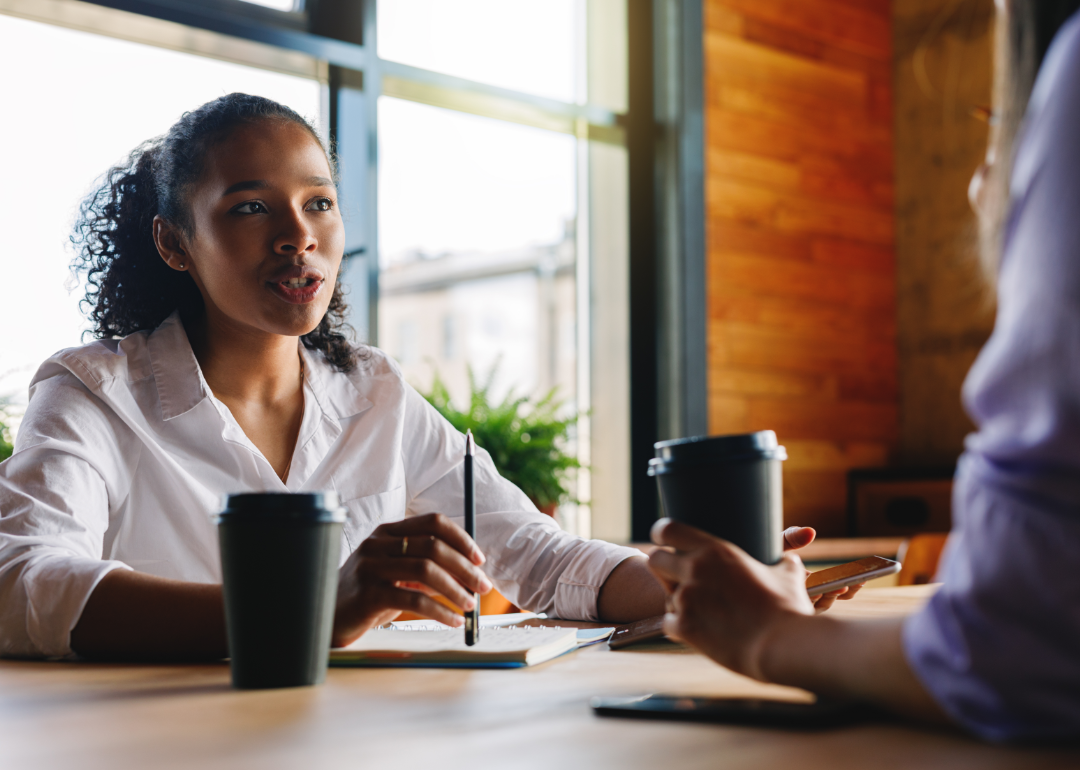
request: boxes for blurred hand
[647,519,820,680]
[331,513,492,647]
[648,520,947,721]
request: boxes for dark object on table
[591,695,884,729]
[847,467,955,537]
[217,492,344,689]
[609,614,668,650]
[648,431,786,564]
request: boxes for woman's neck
[184,308,307,481]
[184,309,303,408]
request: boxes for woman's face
[165,119,344,339]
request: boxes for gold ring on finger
[401,536,409,556]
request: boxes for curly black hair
[71,93,360,372]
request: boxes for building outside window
[377,97,578,410]
[376,0,630,538]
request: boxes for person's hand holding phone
[647,518,817,681]
[780,526,864,612]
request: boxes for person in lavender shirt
[646,0,1080,742]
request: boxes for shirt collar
[146,310,372,423]
[300,343,373,422]
[147,312,209,421]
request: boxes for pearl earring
[178,263,185,269]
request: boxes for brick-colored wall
[704,0,897,535]
[893,0,996,466]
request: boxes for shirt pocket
[337,485,408,564]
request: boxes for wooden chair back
[896,533,950,585]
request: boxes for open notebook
[330,624,615,669]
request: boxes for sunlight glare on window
[379,99,575,263]
[379,0,579,102]
[377,98,577,410]
[0,14,320,416]
[238,0,299,11]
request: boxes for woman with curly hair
[3,92,834,660]
[0,93,670,658]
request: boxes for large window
[0,10,320,418]
[374,0,630,538]
[378,0,579,101]
[378,99,578,411]
[0,0,637,541]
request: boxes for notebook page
[389,612,544,630]
[339,626,575,654]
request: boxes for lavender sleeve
[902,12,1080,742]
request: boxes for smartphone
[805,556,900,596]
[591,694,878,729]
[608,615,667,650]
[609,558,900,651]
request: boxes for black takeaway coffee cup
[216,492,344,689]
[647,431,787,564]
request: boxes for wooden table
[2,586,1077,770]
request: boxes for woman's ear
[153,215,189,271]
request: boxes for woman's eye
[308,197,334,212]
[233,201,267,215]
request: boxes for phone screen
[805,556,897,591]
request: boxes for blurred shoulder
[1023,11,1080,157]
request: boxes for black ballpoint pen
[464,429,479,646]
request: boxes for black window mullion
[627,0,660,541]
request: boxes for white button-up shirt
[0,312,636,658]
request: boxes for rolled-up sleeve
[902,13,1080,742]
[0,370,136,658]
[401,384,638,621]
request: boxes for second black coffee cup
[217,492,344,690]
[648,431,787,564]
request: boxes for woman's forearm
[597,556,667,623]
[760,614,949,724]
[70,569,227,660]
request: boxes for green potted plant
[0,399,15,462]
[420,368,581,516]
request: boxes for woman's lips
[268,277,324,304]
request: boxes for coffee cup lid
[652,431,786,464]
[216,492,346,523]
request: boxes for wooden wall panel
[893,0,996,466]
[705,0,896,534]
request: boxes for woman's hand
[646,519,818,680]
[331,513,493,647]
